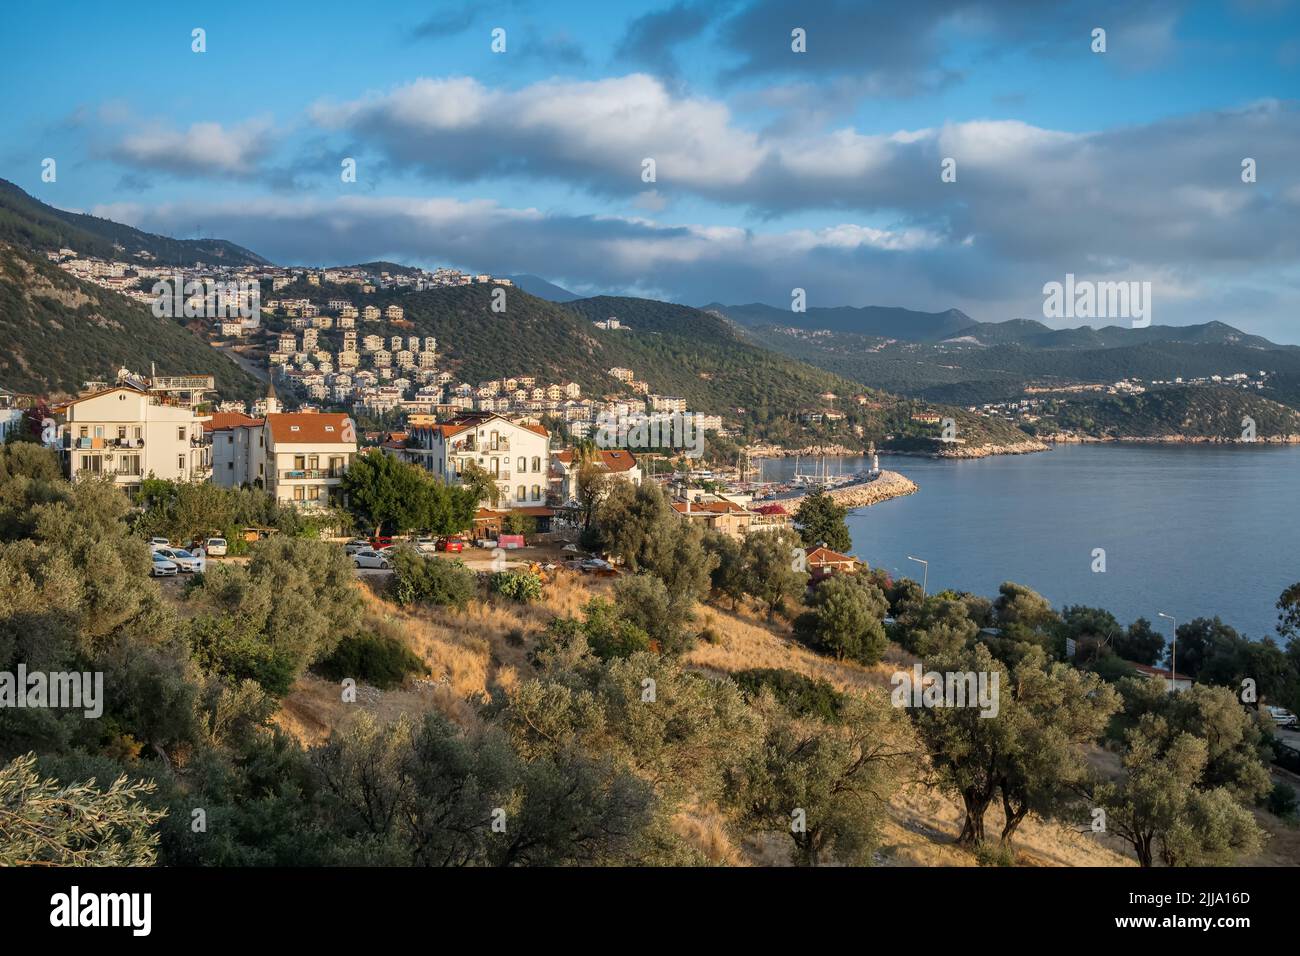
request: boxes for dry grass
[274,573,1298,867]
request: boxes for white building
[396,411,550,508]
[56,386,211,489]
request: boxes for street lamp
[907,555,929,597]
[1157,612,1177,692]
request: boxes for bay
[760,444,1299,639]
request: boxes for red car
[370,536,394,549]
[436,537,464,553]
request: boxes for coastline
[1042,433,1300,445]
[768,469,919,511]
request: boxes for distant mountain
[0,241,260,400]
[505,274,580,302]
[0,178,268,268]
[709,301,976,343]
[953,319,1279,351]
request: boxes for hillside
[710,301,977,342]
[739,323,1300,409]
[0,241,261,400]
[0,178,268,267]
[261,278,1034,450]
[1028,386,1300,440]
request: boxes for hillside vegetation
[0,178,267,267]
[0,241,260,399]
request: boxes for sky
[1,0,1298,340]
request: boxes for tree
[793,491,851,553]
[1096,716,1264,867]
[793,574,889,663]
[1115,617,1165,666]
[503,512,537,536]
[593,481,717,605]
[704,530,747,610]
[0,753,165,866]
[899,596,979,658]
[741,528,808,621]
[911,644,1119,848]
[612,573,693,655]
[340,450,430,537]
[729,691,914,865]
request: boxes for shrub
[389,551,477,608]
[1264,781,1298,819]
[733,669,846,722]
[490,569,544,603]
[315,633,427,690]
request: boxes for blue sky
[2,0,1298,339]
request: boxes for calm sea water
[760,444,1300,639]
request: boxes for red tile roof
[266,412,354,444]
[205,412,263,433]
[805,546,857,566]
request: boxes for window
[308,485,320,501]
[79,426,88,438]
[491,458,500,477]
[308,455,319,470]
[134,426,142,440]
[227,434,234,444]
[531,484,540,501]
[227,462,234,470]
[490,430,499,450]
[117,426,127,441]
[294,455,306,470]
[294,486,304,501]
[518,457,526,473]
[177,427,186,441]
[94,426,104,438]
[517,486,526,502]
[532,456,541,472]
[177,455,186,471]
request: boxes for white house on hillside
[394,411,550,508]
[56,386,210,490]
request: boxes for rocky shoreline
[888,438,1051,459]
[1042,433,1300,445]
[771,469,919,511]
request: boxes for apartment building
[213,411,357,508]
[56,386,211,489]
[397,411,550,508]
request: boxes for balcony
[279,469,343,480]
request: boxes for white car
[1267,705,1298,728]
[413,537,439,555]
[150,552,178,577]
[353,548,390,570]
[204,537,228,556]
[155,547,206,573]
[148,537,171,551]
[343,539,371,556]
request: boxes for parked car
[343,539,371,555]
[436,537,465,553]
[204,537,228,556]
[413,537,439,554]
[155,547,206,573]
[150,552,178,577]
[1268,705,1298,728]
[370,536,395,550]
[353,548,390,570]
[148,537,171,550]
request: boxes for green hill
[1028,386,1300,440]
[0,178,268,267]
[260,280,1033,451]
[0,241,260,401]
